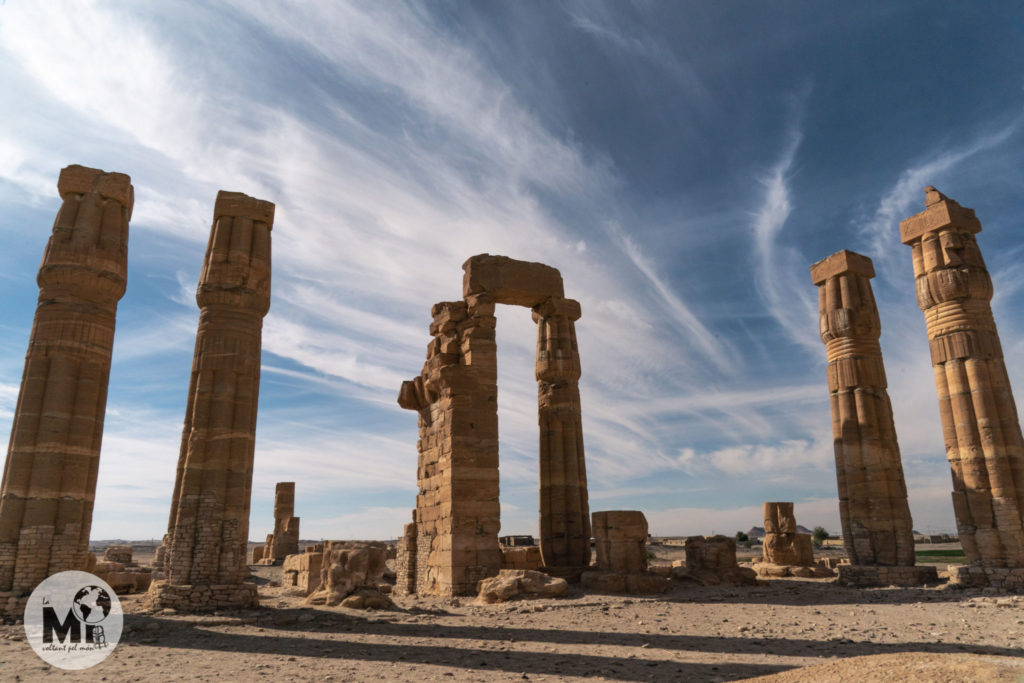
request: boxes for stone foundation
[502,546,542,571]
[145,581,259,611]
[283,551,323,596]
[947,565,1024,591]
[671,535,757,586]
[837,564,939,587]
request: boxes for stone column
[0,165,132,615]
[901,187,1024,588]
[148,191,273,611]
[533,296,591,575]
[811,250,937,586]
[268,481,299,562]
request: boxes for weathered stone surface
[901,188,1024,579]
[476,569,568,603]
[837,564,939,587]
[340,587,393,610]
[501,546,542,571]
[148,190,273,612]
[305,541,390,607]
[93,560,153,594]
[260,482,299,563]
[811,250,918,571]
[755,503,832,578]
[592,510,648,574]
[761,503,812,565]
[398,255,590,595]
[282,550,323,596]
[104,545,134,565]
[0,165,132,612]
[251,545,265,564]
[670,535,757,586]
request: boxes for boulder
[476,569,568,603]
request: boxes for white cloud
[858,119,1020,280]
[750,90,820,356]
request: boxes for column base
[753,562,834,578]
[145,580,259,612]
[948,565,1024,590]
[837,564,940,587]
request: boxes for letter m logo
[42,606,80,644]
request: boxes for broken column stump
[581,510,669,594]
[258,482,299,564]
[754,503,832,578]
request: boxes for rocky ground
[2,545,1022,681]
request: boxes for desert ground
[2,543,1023,682]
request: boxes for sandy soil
[2,555,1023,682]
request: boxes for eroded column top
[58,164,134,219]
[900,186,981,244]
[214,190,276,226]
[810,249,874,286]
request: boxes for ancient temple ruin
[0,165,132,616]
[148,191,274,611]
[396,254,590,596]
[810,250,937,587]
[901,188,1024,589]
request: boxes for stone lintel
[810,249,874,286]
[899,187,981,244]
[462,254,564,307]
[533,296,581,321]
[58,164,134,217]
[214,190,276,226]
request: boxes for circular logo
[23,571,123,670]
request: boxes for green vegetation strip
[916,549,965,557]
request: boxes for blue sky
[1,1,1022,541]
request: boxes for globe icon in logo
[71,586,112,625]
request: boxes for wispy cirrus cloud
[749,88,820,356]
[858,118,1021,280]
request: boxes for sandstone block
[476,569,568,603]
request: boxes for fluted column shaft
[901,188,1024,568]
[0,165,132,596]
[165,191,273,588]
[534,296,590,570]
[811,250,915,566]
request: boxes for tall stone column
[533,296,591,575]
[0,165,132,614]
[810,250,936,586]
[147,191,273,611]
[901,187,1024,588]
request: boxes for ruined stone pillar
[397,255,591,595]
[0,165,131,615]
[811,250,937,587]
[533,296,591,574]
[264,482,299,562]
[901,188,1024,587]
[148,191,273,611]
